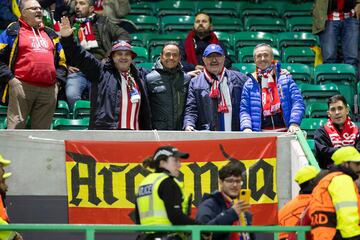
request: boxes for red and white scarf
[324,117,358,147]
[74,14,99,50]
[204,67,229,113]
[256,64,281,117]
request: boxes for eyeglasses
[223,178,243,185]
[24,6,43,11]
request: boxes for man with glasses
[0,0,67,129]
[183,43,247,131]
[314,95,360,169]
[145,41,200,130]
[196,161,253,240]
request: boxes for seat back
[73,100,90,119]
[52,118,89,130]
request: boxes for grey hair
[253,43,273,58]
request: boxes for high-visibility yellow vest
[136,172,189,225]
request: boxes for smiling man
[0,0,67,129]
[314,95,360,169]
[145,41,200,130]
[59,16,151,130]
[183,44,247,131]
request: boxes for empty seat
[212,16,243,32]
[300,118,328,139]
[54,100,70,119]
[299,83,340,106]
[155,1,195,16]
[126,15,158,32]
[281,63,312,84]
[239,2,279,20]
[130,33,148,47]
[132,46,149,63]
[305,102,329,118]
[137,62,154,71]
[73,100,90,119]
[232,63,256,75]
[286,16,313,32]
[276,32,319,49]
[197,1,239,17]
[129,2,154,16]
[52,118,89,130]
[281,2,313,18]
[150,46,162,62]
[213,31,232,50]
[282,46,315,66]
[244,16,286,32]
[161,15,194,33]
[147,32,186,51]
[233,31,274,50]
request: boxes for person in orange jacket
[278,165,320,240]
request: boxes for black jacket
[314,125,360,169]
[196,191,254,240]
[145,59,191,130]
[60,35,151,130]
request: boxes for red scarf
[74,14,99,50]
[256,62,281,117]
[184,31,219,65]
[324,117,358,147]
[204,67,228,113]
[94,0,103,12]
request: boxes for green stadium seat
[238,46,280,63]
[281,2,312,18]
[132,46,149,63]
[286,17,313,32]
[276,32,318,49]
[146,32,186,51]
[314,64,357,110]
[73,100,90,119]
[233,32,274,50]
[52,118,89,130]
[226,49,237,63]
[282,47,315,66]
[239,2,279,20]
[54,100,70,119]
[232,63,256,75]
[299,83,340,106]
[244,16,286,32]
[161,15,194,33]
[130,33,148,47]
[213,31,232,50]
[197,1,239,17]
[155,1,195,16]
[305,102,329,118]
[137,62,154,71]
[0,117,6,130]
[126,15,158,32]
[150,46,162,62]
[129,2,154,16]
[300,118,328,139]
[281,63,312,84]
[212,16,243,32]
[307,139,315,152]
[0,105,7,118]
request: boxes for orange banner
[65,137,278,225]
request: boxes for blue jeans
[65,71,91,111]
[319,17,359,68]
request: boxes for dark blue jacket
[196,191,254,240]
[183,69,247,131]
[240,74,305,131]
[60,36,151,130]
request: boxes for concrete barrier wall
[0,130,305,240]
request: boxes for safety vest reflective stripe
[334,201,358,211]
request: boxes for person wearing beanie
[278,165,320,240]
[59,16,151,130]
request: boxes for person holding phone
[196,161,254,240]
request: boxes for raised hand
[59,16,74,38]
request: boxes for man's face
[75,0,94,18]
[219,175,242,199]
[193,13,212,37]
[328,100,349,126]
[112,50,133,72]
[253,46,274,70]
[203,53,225,75]
[160,44,180,69]
[21,0,43,27]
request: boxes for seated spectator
[179,12,231,72]
[0,0,20,29]
[240,43,305,132]
[65,0,129,111]
[278,165,320,240]
[145,41,200,130]
[196,161,254,240]
[314,95,360,169]
[312,0,360,69]
[59,17,151,130]
[183,44,247,131]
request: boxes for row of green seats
[130,1,312,19]
[127,15,312,33]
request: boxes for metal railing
[296,130,319,169]
[0,224,311,240]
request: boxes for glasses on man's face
[223,178,242,185]
[24,6,43,11]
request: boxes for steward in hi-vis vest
[134,146,205,240]
[309,146,360,240]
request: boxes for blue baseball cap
[203,44,225,57]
